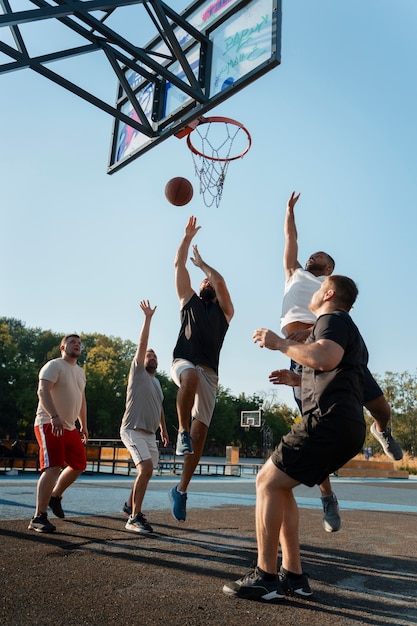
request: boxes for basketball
[165,177,194,206]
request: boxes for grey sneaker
[321,494,342,532]
[175,430,193,455]
[223,567,285,602]
[370,423,403,461]
[279,566,313,597]
[28,512,56,533]
[169,486,187,522]
[125,513,153,534]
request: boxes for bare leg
[52,466,83,498]
[318,475,333,497]
[279,489,302,573]
[256,458,300,575]
[365,395,390,432]
[131,459,154,515]
[176,368,199,432]
[177,419,208,492]
[35,466,61,515]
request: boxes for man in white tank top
[275,191,402,533]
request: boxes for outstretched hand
[269,369,301,387]
[185,215,201,240]
[253,328,283,351]
[190,244,203,268]
[287,191,300,212]
[140,300,157,318]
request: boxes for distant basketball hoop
[178,116,252,207]
[241,410,261,431]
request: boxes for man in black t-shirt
[223,275,367,602]
[169,216,234,522]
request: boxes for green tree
[83,334,136,438]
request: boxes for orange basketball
[165,177,194,206]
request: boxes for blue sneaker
[175,430,193,455]
[169,486,187,521]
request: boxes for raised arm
[134,300,157,365]
[283,191,302,280]
[174,216,201,307]
[191,244,234,323]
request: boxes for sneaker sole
[28,524,55,533]
[222,585,285,602]
[175,449,194,456]
[125,524,152,534]
[322,520,342,532]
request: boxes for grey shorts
[120,428,159,468]
[171,358,218,428]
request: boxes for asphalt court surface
[1,473,416,625]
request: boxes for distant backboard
[108,0,282,173]
[241,410,262,428]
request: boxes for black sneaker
[28,512,56,533]
[279,567,313,597]
[223,568,285,602]
[122,502,132,517]
[125,513,153,534]
[49,495,65,518]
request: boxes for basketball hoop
[177,116,252,208]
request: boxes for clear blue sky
[2,1,417,411]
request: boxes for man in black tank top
[169,216,234,522]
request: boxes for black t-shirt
[301,310,368,422]
[173,293,229,374]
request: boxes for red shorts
[34,423,87,472]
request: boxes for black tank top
[173,294,229,374]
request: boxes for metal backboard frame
[108,0,282,173]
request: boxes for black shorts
[271,413,366,487]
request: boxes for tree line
[1,317,415,457]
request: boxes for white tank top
[280,269,326,336]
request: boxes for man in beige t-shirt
[29,334,88,533]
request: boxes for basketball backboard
[108,0,282,173]
[241,410,262,429]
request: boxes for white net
[187,118,251,207]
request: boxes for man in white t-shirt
[275,191,402,533]
[29,334,88,533]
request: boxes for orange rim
[186,116,252,162]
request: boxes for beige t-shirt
[120,360,163,433]
[35,358,86,430]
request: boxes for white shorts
[120,428,159,468]
[171,358,218,428]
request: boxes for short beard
[146,364,157,374]
[306,262,326,274]
[200,287,216,301]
